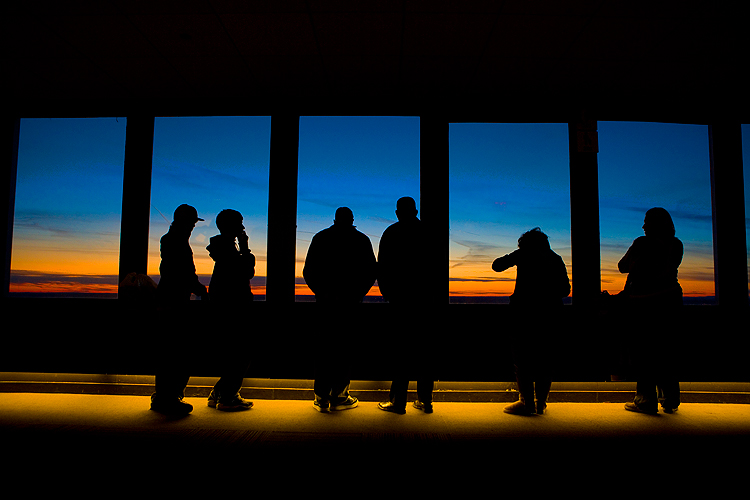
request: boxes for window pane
[598,121,714,303]
[296,116,420,301]
[149,116,271,299]
[449,123,571,303]
[10,118,126,297]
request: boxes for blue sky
[10,116,749,299]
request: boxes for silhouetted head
[334,207,354,227]
[643,207,675,238]
[172,204,203,226]
[518,227,551,252]
[395,197,418,221]
[216,209,244,236]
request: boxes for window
[296,116,420,301]
[10,118,127,297]
[598,121,714,303]
[149,116,271,299]
[449,123,571,303]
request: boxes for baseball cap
[173,204,204,223]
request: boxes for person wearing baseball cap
[173,203,204,224]
[151,204,208,416]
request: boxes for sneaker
[151,395,193,416]
[331,395,359,411]
[413,399,433,414]
[217,394,253,412]
[624,402,658,415]
[313,399,330,413]
[378,401,406,414]
[207,390,218,408]
[661,405,679,414]
[503,400,535,416]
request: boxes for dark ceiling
[6,0,748,121]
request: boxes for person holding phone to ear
[205,209,256,412]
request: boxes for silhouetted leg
[331,379,351,405]
[631,344,659,411]
[389,380,409,408]
[535,378,552,411]
[417,380,434,404]
[633,379,659,411]
[516,378,535,409]
[153,330,190,402]
[314,378,332,403]
[213,370,248,403]
[629,309,659,411]
[657,380,680,410]
[209,304,251,403]
[514,364,536,411]
[154,371,190,400]
[513,342,537,412]
[534,342,553,411]
[653,310,680,412]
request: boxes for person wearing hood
[204,208,255,412]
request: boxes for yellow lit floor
[2,393,748,490]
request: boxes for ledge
[1,373,748,404]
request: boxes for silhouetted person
[376,197,434,414]
[156,204,208,303]
[204,209,255,411]
[303,207,377,412]
[618,207,683,414]
[151,204,208,416]
[304,207,377,304]
[492,227,570,415]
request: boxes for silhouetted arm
[492,251,519,273]
[618,248,633,274]
[236,232,256,280]
[356,233,378,298]
[302,235,322,296]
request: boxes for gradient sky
[11,117,127,294]
[10,117,749,300]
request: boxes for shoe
[217,394,253,412]
[378,401,406,414]
[150,395,193,416]
[331,395,359,411]
[207,390,218,408]
[413,400,433,414]
[536,401,547,415]
[503,400,535,416]
[661,406,679,414]
[313,399,330,413]
[624,402,658,415]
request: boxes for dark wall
[2,297,746,383]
